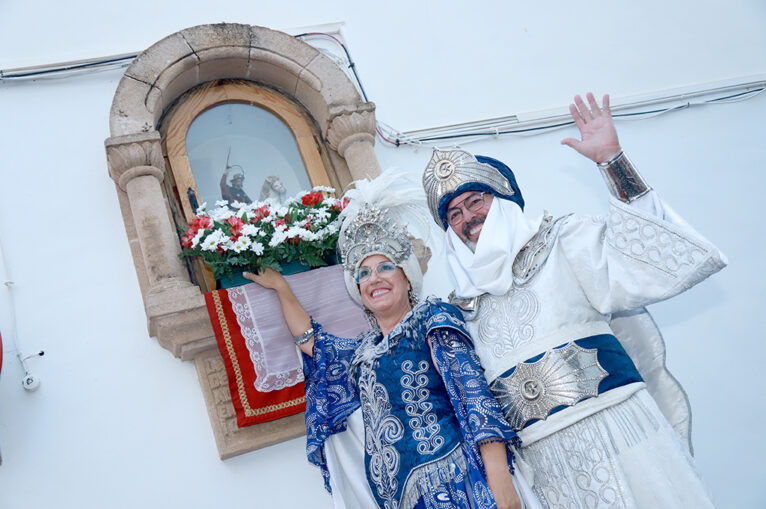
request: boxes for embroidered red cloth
[205,288,307,427]
[204,264,368,427]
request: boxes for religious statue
[259,175,287,204]
[220,164,253,204]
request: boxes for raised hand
[561,93,622,163]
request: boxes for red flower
[275,218,287,228]
[252,206,269,223]
[302,191,323,207]
[181,230,195,249]
[189,216,211,230]
[305,215,312,230]
[182,215,212,249]
[227,216,245,237]
[331,198,350,214]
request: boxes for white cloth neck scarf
[446,198,541,298]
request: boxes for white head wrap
[446,198,541,298]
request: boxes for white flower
[220,238,234,252]
[269,230,288,247]
[285,226,320,242]
[201,230,226,251]
[195,202,208,214]
[215,200,229,207]
[322,197,340,208]
[313,207,331,222]
[209,206,233,222]
[232,236,252,253]
[324,221,339,234]
[242,224,261,237]
[191,229,205,248]
[312,185,335,193]
[250,242,264,256]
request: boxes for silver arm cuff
[293,327,314,346]
[597,150,651,203]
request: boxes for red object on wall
[205,290,306,427]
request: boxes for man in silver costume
[421,93,726,508]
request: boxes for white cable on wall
[0,236,43,391]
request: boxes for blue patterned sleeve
[426,301,520,467]
[301,319,361,493]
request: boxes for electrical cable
[2,36,762,150]
[294,32,369,102]
[383,87,765,147]
[0,54,136,80]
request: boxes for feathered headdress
[338,168,435,306]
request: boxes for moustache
[462,216,485,239]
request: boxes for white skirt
[517,389,715,508]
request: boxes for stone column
[327,103,381,180]
[105,132,203,338]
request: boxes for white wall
[1,1,764,508]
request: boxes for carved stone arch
[104,23,382,458]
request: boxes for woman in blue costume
[244,171,523,509]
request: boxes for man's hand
[561,92,622,163]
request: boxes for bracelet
[293,327,314,345]
[597,150,651,203]
[477,436,506,447]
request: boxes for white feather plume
[339,167,437,246]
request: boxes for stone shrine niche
[105,23,382,458]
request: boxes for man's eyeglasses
[446,192,488,226]
[356,261,397,283]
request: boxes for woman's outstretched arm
[243,268,314,356]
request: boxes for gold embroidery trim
[212,291,306,417]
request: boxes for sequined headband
[339,204,412,271]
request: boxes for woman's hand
[561,92,622,164]
[480,440,522,509]
[243,268,314,355]
[486,467,521,509]
[243,268,287,292]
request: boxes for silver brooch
[490,343,608,430]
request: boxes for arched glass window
[161,80,336,289]
[185,103,312,210]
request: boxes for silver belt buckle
[490,343,608,430]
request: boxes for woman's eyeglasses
[356,261,397,283]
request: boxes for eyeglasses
[356,261,397,283]
[446,192,488,226]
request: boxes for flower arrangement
[180,186,349,278]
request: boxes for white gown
[449,193,726,508]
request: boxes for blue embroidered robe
[302,298,518,509]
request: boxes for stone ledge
[194,349,306,460]
[153,304,216,358]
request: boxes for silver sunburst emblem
[490,343,608,430]
[422,148,515,228]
